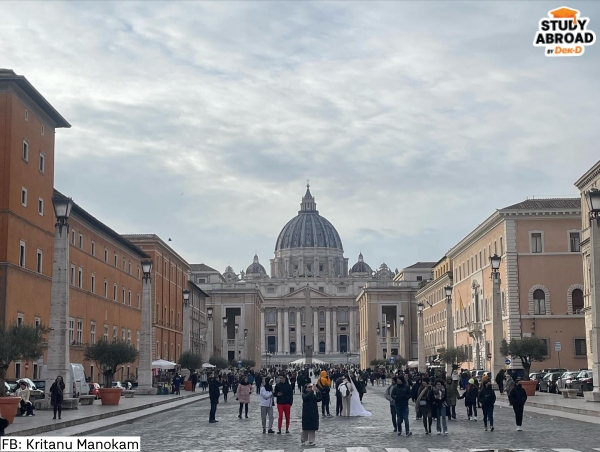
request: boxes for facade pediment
[284,287,328,299]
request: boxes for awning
[152,359,176,370]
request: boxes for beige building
[447,198,585,372]
[574,160,600,374]
[357,262,435,369]
[416,257,453,370]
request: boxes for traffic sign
[389,357,395,364]
[554,341,562,352]
[505,358,511,365]
[24,364,29,370]
[487,353,492,359]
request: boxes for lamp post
[182,289,191,354]
[585,188,600,400]
[235,323,240,364]
[399,314,405,360]
[386,319,391,361]
[304,284,313,365]
[489,253,503,387]
[376,323,381,360]
[207,307,213,358]
[417,302,425,373]
[46,195,74,397]
[222,317,228,360]
[137,260,154,394]
[444,285,454,376]
[244,328,248,360]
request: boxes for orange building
[122,234,190,364]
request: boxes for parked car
[571,370,594,395]
[539,372,562,393]
[32,380,46,394]
[3,381,12,395]
[16,378,44,398]
[529,372,546,391]
[88,383,101,399]
[556,371,579,392]
[111,381,125,393]
[541,368,568,374]
[472,370,489,383]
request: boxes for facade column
[137,271,154,394]
[492,271,503,388]
[277,309,283,354]
[418,311,426,373]
[332,309,338,353]
[325,309,331,353]
[182,301,191,353]
[587,215,600,400]
[446,298,455,376]
[313,309,319,354]
[260,310,265,355]
[349,309,356,353]
[284,308,290,354]
[46,222,72,398]
[296,308,302,354]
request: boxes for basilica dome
[246,254,267,276]
[275,185,344,252]
[350,253,372,274]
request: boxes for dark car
[571,370,593,395]
[539,372,562,393]
[529,372,546,391]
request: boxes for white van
[70,364,89,397]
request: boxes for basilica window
[319,264,324,272]
[267,311,276,324]
[290,311,296,325]
[319,311,325,324]
[339,310,347,322]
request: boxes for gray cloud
[3,0,598,273]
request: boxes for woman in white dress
[350,375,372,417]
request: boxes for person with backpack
[508,378,527,431]
[415,378,433,434]
[339,375,353,417]
[464,378,479,421]
[478,379,496,431]
[391,375,412,436]
[316,371,332,417]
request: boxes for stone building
[447,198,585,372]
[192,185,408,365]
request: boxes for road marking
[263,450,285,452]
[429,449,455,452]
[309,449,326,452]
[348,448,371,452]
[386,448,411,452]
[553,450,584,452]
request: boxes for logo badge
[533,6,596,56]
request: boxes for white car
[111,381,125,393]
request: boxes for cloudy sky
[3,1,599,274]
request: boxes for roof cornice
[574,160,600,189]
[416,272,453,298]
[447,211,503,259]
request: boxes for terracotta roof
[190,263,219,272]
[502,198,580,210]
[405,262,437,269]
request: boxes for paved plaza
[96,384,600,452]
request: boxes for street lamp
[207,307,213,319]
[243,328,248,360]
[182,289,191,354]
[222,317,228,360]
[141,260,153,281]
[399,314,405,360]
[445,286,453,302]
[443,285,454,375]
[137,259,154,393]
[183,289,190,306]
[585,188,600,399]
[235,323,240,362]
[417,302,425,373]
[46,195,74,397]
[386,320,391,361]
[206,307,213,359]
[490,253,503,388]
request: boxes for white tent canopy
[288,357,327,365]
[407,361,419,368]
[152,359,176,370]
[202,363,216,368]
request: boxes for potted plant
[501,337,547,396]
[0,323,48,423]
[177,351,202,391]
[84,340,139,405]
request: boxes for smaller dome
[350,252,372,274]
[246,254,267,275]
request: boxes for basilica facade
[192,186,428,366]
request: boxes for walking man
[275,375,293,434]
[339,375,353,417]
[391,375,412,436]
[495,369,506,395]
[208,374,221,423]
[508,377,527,431]
[384,376,398,432]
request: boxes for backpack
[339,383,350,397]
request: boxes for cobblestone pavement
[96,383,599,452]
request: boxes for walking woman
[445,378,458,420]
[478,379,497,431]
[50,375,65,420]
[431,379,448,435]
[301,383,319,446]
[316,371,332,417]
[415,377,433,434]
[508,378,527,431]
[464,378,479,421]
[275,375,293,434]
[260,377,275,434]
[235,376,252,419]
[222,377,230,402]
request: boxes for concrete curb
[6,392,209,436]
[524,399,600,417]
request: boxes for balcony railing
[467,322,483,334]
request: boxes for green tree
[241,359,256,368]
[178,351,202,374]
[0,323,49,397]
[438,347,470,366]
[370,359,387,367]
[500,337,547,380]
[208,355,229,369]
[84,340,139,386]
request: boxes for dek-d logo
[533,6,596,56]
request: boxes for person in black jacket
[49,376,65,420]
[190,372,198,393]
[391,375,412,436]
[274,375,293,434]
[301,383,319,446]
[431,379,448,435]
[411,376,422,420]
[478,380,497,431]
[508,378,528,431]
[464,378,479,421]
[208,375,222,423]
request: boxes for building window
[79,234,83,248]
[267,287,275,294]
[36,249,42,273]
[136,331,140,351]
[574,338,587,356]
[121,328,126,341]
[90,322,96,344]
[77,319,83,344]
[41,124,44,135]
[290,311,296,324]
[530,232,543,253]
[338,286,347,293]
[103,324,109,342]
[137,267,141,279]
[113,325,117,342]
[128,290,132,306]
[319,311,325,323]
[104,248,108,262]
[267,311,276,324]
[91,273,96,293]
[38,198,44,215]
[70,265,75,284]
[417,276,422,281]
[17,312,23,326]
[340,310,348,322]
[19,241,26,267]
[22,140,29,161]
[122,287,126,304]
[319,341,325,353]
[123,257,126,271]
[128,261,132,274]
[137,293,140,308]
[71,229,75,245]
[78,267,83,288]
[91,241,96,256]
[69,317,74,344]
[318,286,325,292]
[570,232,581,252]
[39,152,45,173]
[24,110,28,120]
[500,237,504,255]
[533,289,546,315]
[104,280,108,297]
[113,284,117,301]
[127,329,132,345]
[572,289,584,313]
[114,253,118,267]
[21,187,27,206]
[289,287,294,294]
[35,317,40,329]
[319,264,324,272]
